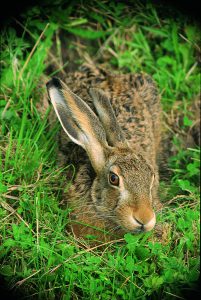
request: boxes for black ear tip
[46,77,62,90]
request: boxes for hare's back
[63,70,160,159]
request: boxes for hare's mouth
[115,213,156,233]
[131,228,144,234]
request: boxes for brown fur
[47,66,162,241]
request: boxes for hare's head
[46,78,157,234]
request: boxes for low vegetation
[0,1,200,299]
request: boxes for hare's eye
[109,172,119,186]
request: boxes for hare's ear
[89,88,128,147]
[46,78,109,173]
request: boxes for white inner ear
[48,87,87,149]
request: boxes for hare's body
[47,67,161,241]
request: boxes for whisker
[107,225,122,234]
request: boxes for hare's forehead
[108,155,154,178]
[119,159,154,191]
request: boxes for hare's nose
[134,217,144,231]
[134,214,156,232]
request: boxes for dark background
[0,0,201,27]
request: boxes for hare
[46,67,161,241]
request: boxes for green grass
[0,1,200,299]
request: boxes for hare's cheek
[103,188,120,210]
[115,206,135,230]
[91,181,119,212]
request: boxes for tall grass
[0,1,200,299]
